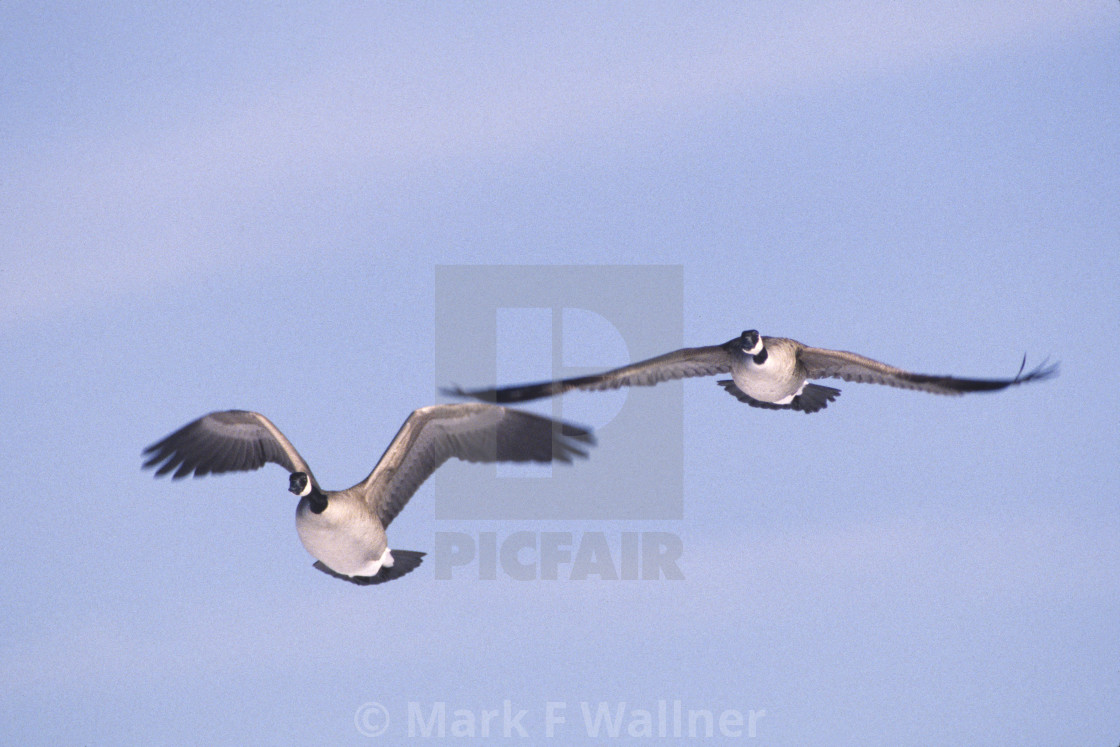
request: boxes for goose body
[292,478,392,579]
[446,330,1057,414]
[731,334,805,404]
[143,404,594,584]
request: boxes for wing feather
[142,410,317,486]
[443,342,737,403]
[796,344,1059,395]
[360,403,594,528]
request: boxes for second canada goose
[444,330,1057,414]
[143,403,594,584]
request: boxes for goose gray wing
[358,403,594,529]
[142,410,317,485]
[795,343,1059,395]
[443,341,738,404]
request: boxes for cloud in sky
[5,504,1111,703]
[1,2,1104,326]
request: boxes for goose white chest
[295,494,391,577]
[731,342,806,404]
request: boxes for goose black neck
[307,488,328,514]
[753,347,768,365]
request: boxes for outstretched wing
[442,341,737,404]
[795,342,1059,395]
[359,403,594,529]
[142,410,317,486]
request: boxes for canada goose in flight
[444,330,1057,414]
[143,404,594,584]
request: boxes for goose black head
[740,330,763,355]
[738,329,767,364]
[290,471,328,513]
[289,471,311,496]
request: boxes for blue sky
[2,2,1117,744]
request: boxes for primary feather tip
[1014,356,1060,384]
